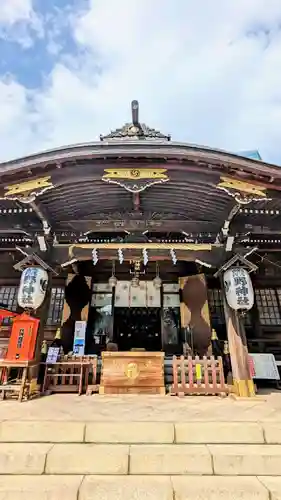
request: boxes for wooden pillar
[222,294,255,397]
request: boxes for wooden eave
[1,140,281,251]
[0,141,281,186]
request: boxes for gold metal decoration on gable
[102,168,169,193]
[3,176,54,203]
[217,176,270,204]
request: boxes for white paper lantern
[18,267,48,310]
[223,267,254,311]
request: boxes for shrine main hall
[0,100,281,396]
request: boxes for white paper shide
[223,267,254,311]
[18,267,48,310]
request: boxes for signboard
[46,347,60,364]
[73,320,86,355]
[249,353,280,380]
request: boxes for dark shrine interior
[114,307,162,351]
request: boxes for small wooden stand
[42,356,97,396]
[0,360,38,402]
[99,351,165,395]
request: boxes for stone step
[1,420,281,498]
[1,420,281,444]
[0,475,280,499]
[1,441,281,476]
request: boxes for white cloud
[0,0,33,25]
[1,0,281,164]
[0,0,43,47]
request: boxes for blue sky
[0,0,281,164]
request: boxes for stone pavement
[1,391,281,498]
[1,389,281,421]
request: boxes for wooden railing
[171,355,229,396]
[42,355,98,396]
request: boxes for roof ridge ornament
[100,100,171,142]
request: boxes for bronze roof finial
[100,100,171,142]
[131,100,139,126]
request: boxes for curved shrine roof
[0,100,277,182]
[0,100,280,253]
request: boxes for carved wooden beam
[59,247,225,268]
[233,217,281,233]
[57,218,220,233]
[64,242,215,251]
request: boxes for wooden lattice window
[47,287,65,325]
[255,289,281,325]
[0,286,18,312]
[208,289,225,325]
